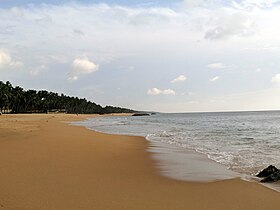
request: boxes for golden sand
[0,114,278,210]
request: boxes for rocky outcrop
[260,171,280,183]
[256,165,279,178]
[132,113,150,116]
[256,165,280,183]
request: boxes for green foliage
[0,81,134,114]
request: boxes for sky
[1,0,280,112]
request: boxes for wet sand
[0,114,279,210]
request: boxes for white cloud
[73,57,99,74]
[147,88,176,96]
[10,7,24,17]
[207,63,226,69]
[171,75,187,83]
[68,57,99,81]
[182,0,224,8]
[29,65,47,76]
[204,12,256,40]
[210,76,220,82]
[271,74,280,83]
[2,2,280,112]
[29,70,39,76]
[147,88,162,95]
[162,89,176,95]
[236,0,280,9]
[0,50,23,69]
[68,76,78,81]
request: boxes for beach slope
[0,114,278,210]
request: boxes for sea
[73,111,280,191]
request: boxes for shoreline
[77,117,280,193]
[147,140,241,181]
[0,114,279,209]
[78,114,280,192]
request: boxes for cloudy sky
[1,0,280,112]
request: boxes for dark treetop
[0,81,135,114]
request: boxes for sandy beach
[0,114,279,210]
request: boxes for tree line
[0,81,135,114]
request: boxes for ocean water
[73,111,280,190]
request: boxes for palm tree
[0,80,135,114]
[11,86,24,113]
[0,81,13,113]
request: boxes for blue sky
[1,0,280,112]
[0,0,178,7]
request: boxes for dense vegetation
[0,81,134,114]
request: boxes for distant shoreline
[158,109,280,115]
